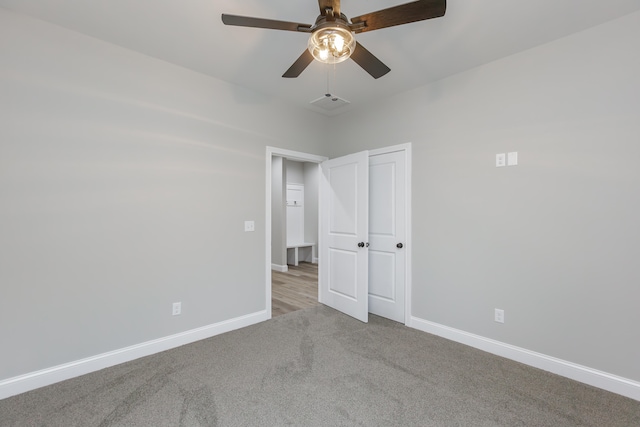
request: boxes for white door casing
[266,144,411,324]
[319,151,369,323]
[266,147,327,317]
[368,150,406,323]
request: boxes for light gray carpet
[1,306,639,426]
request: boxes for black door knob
[397,243,403,249]
[358,242,365,248]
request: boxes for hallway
[271,262,319,317]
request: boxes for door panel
[369,161,396,236]
[319,151,369,322]
[328,164,358,234]
[368,251,395,301]
[328,248,358,299]
[368,151,406,322]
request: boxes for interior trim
[0,310,269,400]
[271,263,289,272]
[409,316,640,402]
[265,146,328,319]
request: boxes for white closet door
[319,151,369,323]
[368,151,406,323]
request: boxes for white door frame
[265,147,328,318]
[369,143,412,325]
[265,143,411,325]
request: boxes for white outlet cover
[495,308,505,323]
[172,302,181,316]
[244,221,255,232]
[496,153,506,167]
[508,152,518,166]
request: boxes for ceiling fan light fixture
[222,0,447,78]
[308,26,355,65]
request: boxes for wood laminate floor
[271,262,320,317]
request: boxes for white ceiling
[2,0,640,115]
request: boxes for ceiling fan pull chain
[325,63,333,97]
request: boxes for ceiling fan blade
[350,42,391,79]
[221,14,312,32]
[318,0,341,16]
[283,50,314,78]
[350,0,446,33]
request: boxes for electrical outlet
[172,302,181,316]
[494,308,504,323]
[496,153,506,167]
[244,220,255,232]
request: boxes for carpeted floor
[1,305,639,426]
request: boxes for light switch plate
[172,302,181,316]
[508,152,518,166]
[496,153,506,167]
[244,221,255,232]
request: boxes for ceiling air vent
[310,94,350,111]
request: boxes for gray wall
[286,159,319,246]
[284,160,319,262]
[0,9,326,380]
[2,5,639,389]
[270,157,286,267]
[329,11,640,382]
[303,163,319,248]
[285,160,304,185]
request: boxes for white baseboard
[271,263,288,272]
[0,310,269,401]
[408,316,640,402]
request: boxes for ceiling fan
[221,0,446,79]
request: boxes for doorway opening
[265,147,327,319]
[265,144,412,324]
